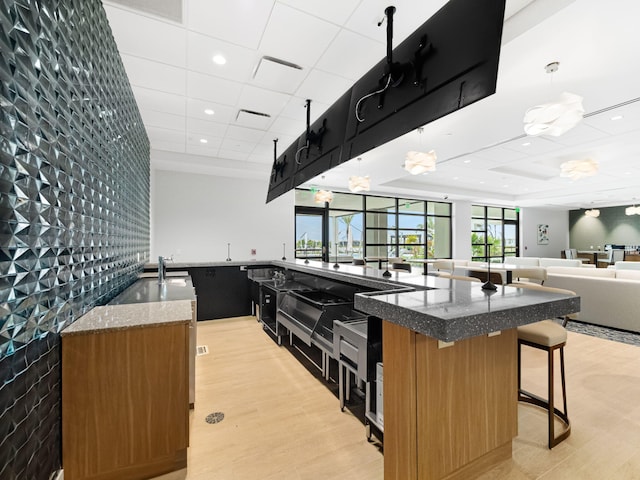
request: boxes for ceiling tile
[186,117,228,137]
[186,136,223,149]
[216,149,252,161]
[251,56,306,94]
[186,98,236,124]
[151,140,186,154]
[104,4,187,67]
[186,0,274,49]
[186,143,222,157]
[226,125,266,143]
[220,138,256,153]
[187,71,243,105]
[259,3,340,68]
[315,30,384,81]
[186,31,258,81]
[295,69,352,105]
[234,109,273,130]
[121,55,186,95]
[139,110,185,131]
[237,85,291,117]
[268,115,305,137]
[278,0,361,25]
[132,86,186,116]
[146,126,185,144]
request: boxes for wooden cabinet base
[383,321,517,480]
[71,449,187,480]
[62,323,189,480]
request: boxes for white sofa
[545,266,640,332]
[507,257,584,268]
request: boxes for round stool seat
[517,320,567,347]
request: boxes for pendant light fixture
[626,200,640,215]
[314,189,333,204]
[559,158,598,180]
[404,127,437,175]
[348,157,370,192]
[523,62,584,137]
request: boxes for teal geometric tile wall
[0,0,149,477]
[0,0,150,356]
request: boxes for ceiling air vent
[236,109,272,129]
[253,56,304,94]
[107,0,183,23]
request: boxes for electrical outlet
[251,249,256,256]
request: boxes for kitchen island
[273,261,579,479]
[148,259,579,479]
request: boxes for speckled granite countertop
[354,280,580,342]
[143,258,580,342]
[61,300,193,336]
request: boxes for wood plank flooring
[154,316,640,480]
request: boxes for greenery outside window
[471,205,519,262]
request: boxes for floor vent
[205,412,225,424]
[196,345,209,356]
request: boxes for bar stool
[509,282,576,449]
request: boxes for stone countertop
[61,300,193,336]
[144,258,581,342]
[108,277,196,305]
[354,280,580,342]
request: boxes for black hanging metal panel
[266,0,506,203]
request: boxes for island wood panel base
[62,323,189,480]
[383,321,517,480]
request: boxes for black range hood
[266,0,506,203]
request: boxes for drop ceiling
[103,0,640,210]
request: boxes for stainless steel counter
[109,277,196,305]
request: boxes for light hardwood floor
[154,316,640,480]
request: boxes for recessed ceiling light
[453,176,459,180]
[463,159,471,164]
[204,108,215,115]
[200,138,208,144]
[624,171,632,175]
[212,54,227,65]
[479,180,485,184]
[502,184,509,188]
[522,142,531,146]
[611,115,624,121]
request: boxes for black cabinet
[188,266,251,320]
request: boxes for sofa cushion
[539,258,583,268]
[615,261,640,270]
[546,266,616,277]
[507,257,540,267]
[615,270,640,281]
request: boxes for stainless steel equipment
[333,319,368,411]
[277,289,364,379]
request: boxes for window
[471,205,519,262]
[295,189,452,263]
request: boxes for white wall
[520,207,569,258]
[151,169,294,262]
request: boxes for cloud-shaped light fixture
[559,158,598,181]
[625,205,640,216]
[584,209,600,218]
[523,92,585,137]
[314,189,333,204]
[348,175,370,193]
[405,150,437,175]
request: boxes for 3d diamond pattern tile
[0,0,150,478]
